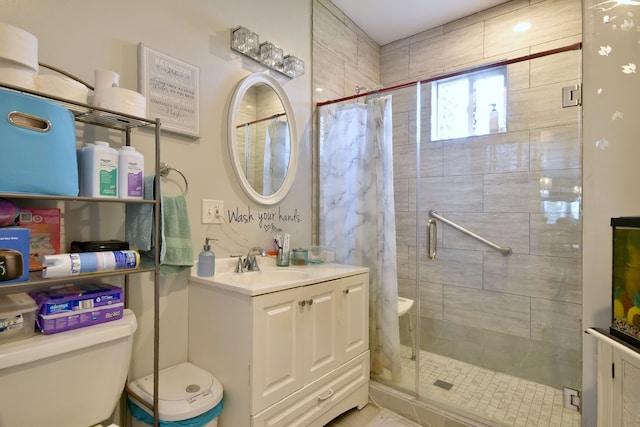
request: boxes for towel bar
[159,162,188,197]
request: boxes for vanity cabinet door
[252,287,304,413]
[301,280,340,383]
[338,274,369,363]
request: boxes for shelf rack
[0,82,163,427]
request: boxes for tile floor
[329,345,582,426]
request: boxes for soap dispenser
[489,104,499,133]
[198,237,216,277]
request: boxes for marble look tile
[443,285,531,338]
[418,248,484,288]
[530,50,580,88]
[312,42,345,96]
[381,45,411,85]
[508,80,580,132]
[484,253,581,303]
[530,298,582,351]
[443,130,530,175]
[484,172,533,213]
[484,0,582,59]
[530,124,581,171]
[419,281,444,319]
[420,176,484,213]
[530,212,581,259]
[312,2,357,63]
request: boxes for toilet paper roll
[38,74,89,104]
[93,69,120,105]
[0,59,37,90]
[0,22,38,71]
[97,86,146,118]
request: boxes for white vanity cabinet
[189,267,369,427]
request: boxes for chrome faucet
[244,247,266,271]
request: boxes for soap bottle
[489,104,499,133]
[197,237,215,277]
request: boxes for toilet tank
[0,308,137,427]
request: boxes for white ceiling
[331,0,511,45]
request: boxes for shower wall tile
[420,141,443,178]
[484,0,581,59]
[313,2,358,64]
[443,286,531,338]
[357,37,381,83]
[484,172,534,213]
[531,298,582,351]
[530,168,582,213]
[394,178,410,212]
[312,42,345,97]
[408,34,447,78]
[393,111,409,147]
[381,45,410,85]
[396,211,417,247]
[530,124,581,171]
[394,143,419,180]
[442,130,530,175]
[530,50,580,88]
[420,175,483,213]
[484,253,581,303]
[508,81,580,132]
[419,281,444,320]
[508,61,530,91]
[439,213,530,255]
[419,248,484,289]
[530,213,581,259]
[443,0,530,34]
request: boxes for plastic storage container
[79,141,118,197]
[0,291,37,344]
[128,362,223,427]
[118,146,144,199]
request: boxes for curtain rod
[316,41,582,107]
[236,111,286,129]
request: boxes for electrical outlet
[202,199,224,224]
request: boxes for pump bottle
[197,237,215,277]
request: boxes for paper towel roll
[0,59,37,90]
[97,86,146,118]
[0,22,38,71]
[38,74,89,104]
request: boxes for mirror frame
[227,72,298,206]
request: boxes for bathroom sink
[213,268,312,287]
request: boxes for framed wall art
[138,43,200,137]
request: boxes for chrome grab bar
[426,219,437,260]
[428,210,512,256]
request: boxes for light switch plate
[202,199,224,224]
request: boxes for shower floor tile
[378,345,582,426]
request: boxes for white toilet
[0,308,137,427]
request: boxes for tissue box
[18,208,61,271]
[0,291,37,344]
[0,227,30,283]
[29,283,123,334]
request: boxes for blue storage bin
[0,88,78,196]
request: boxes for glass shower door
[414,48,582,425]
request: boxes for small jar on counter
[292,248,308,265]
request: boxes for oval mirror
[228,72,298,205]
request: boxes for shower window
[431,66,507,141]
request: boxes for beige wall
[3,0,312,382]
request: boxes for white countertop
[189,256,369,296]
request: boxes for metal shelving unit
[0,82,162,427]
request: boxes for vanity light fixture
[231,26,304,78]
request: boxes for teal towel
[158,194,194,276]
[125,176,193,276]
[125,176,155,251]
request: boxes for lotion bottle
[198,237,215,277]
[489,104,499,133]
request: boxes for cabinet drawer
[252,350,369,427]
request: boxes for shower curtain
[263,120,290,196]
[318,95,401,380]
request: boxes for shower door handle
[427,219,437,260]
